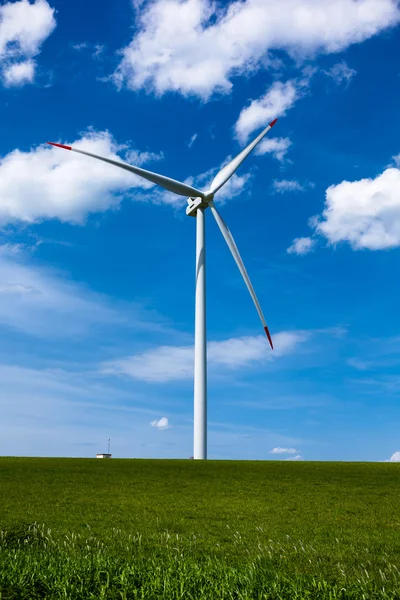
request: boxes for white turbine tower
[48,119,277,460]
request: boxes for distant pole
[108,438,111,455]
[193,208,207,460]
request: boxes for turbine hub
[186,193,214,217]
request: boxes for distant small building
[97,437,112,458]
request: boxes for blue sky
[1,0,400,461]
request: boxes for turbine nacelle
[186,192,214,217]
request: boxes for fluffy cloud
[269,447,298,454]
[313,165,400,250]
[324,61,357,85]
[3,59,35,86]
[273,179,305,193]
[71,42,104,60]
[235,71,316,147]
[113,0,400,99]
[150,417,170,429]
[212,172,250,201]
[0,0,56,86]
[109,345,193,382]
[236,81,297,142]
[287,237,315,255]
[255,137,292,162]
[102,330,310,382]
[291,157,400,252]
[387,451,400,462]
[0,130,167,225]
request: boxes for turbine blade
[210,119,278,194]
[47,142,205,198]
[209,119,278,195]
[209,202,273,349]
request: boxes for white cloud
[0,0,56,86]
[71,42,105,60]
[209,331,306,363]
[150,417,170,429]
[214,173,250,202]
[273,179,305,193]
[125,148,164,166]
[269,446,298,454]
[285,454,303,460]
[3,59,35,86]
[71,42,88,51]
[92,44,104,59]
[387,451,400,462]
[324,61,357,85]
[109,345,193,382]
[312,165,400,250]
[187,133,198,148]
[102,330,310,382]
[255,137,292,162]
[0,130,168,225]
[235,70,316,143]
[113,0,400,99]
[236,81,297,142]
[287,236,315,255]
[392,154,400,168]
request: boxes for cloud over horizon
[269,447,298,454]
[387,451,400,462]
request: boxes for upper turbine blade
[209,119,278,196]
[47,142,205,199]
[209,202,273,349]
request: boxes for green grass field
[1,458,399,598]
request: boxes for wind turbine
[48,118,277,460]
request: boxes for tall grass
[1,523,399,599]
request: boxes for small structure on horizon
[96,438,112,459]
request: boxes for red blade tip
[264,326,273,350]
[269,118,278,128]
[47,142,72,151]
